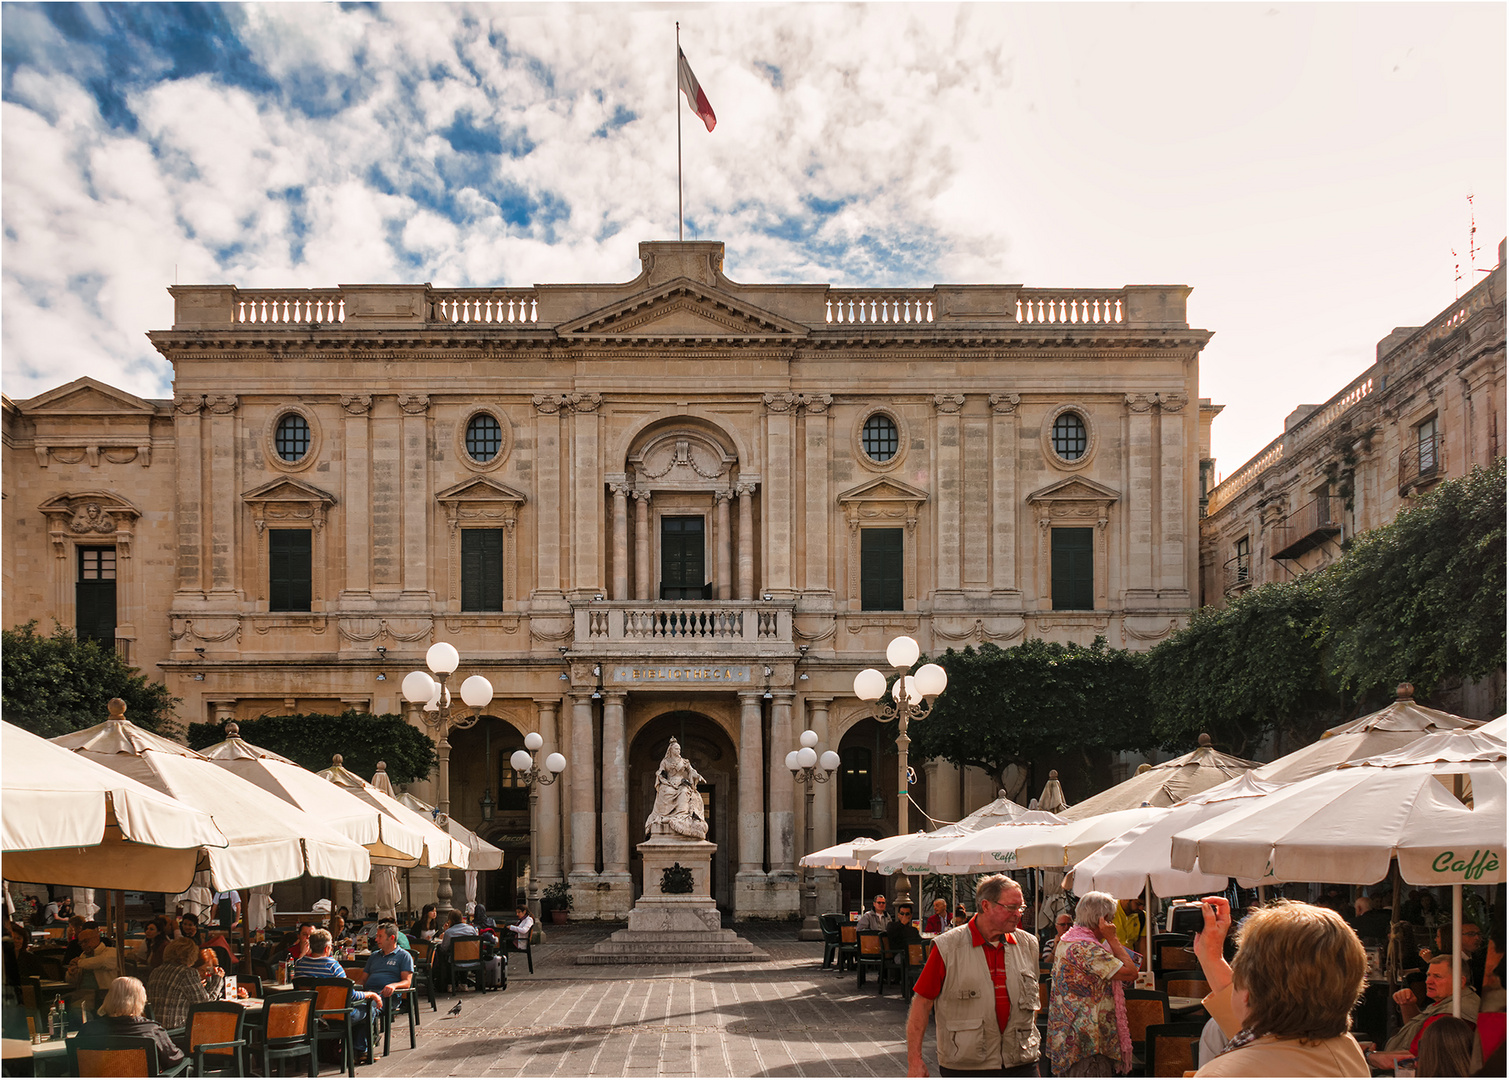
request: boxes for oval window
[274,413,310,462]
[466,413,503,462]
[1052,412,1088,461]
[862,414,899,463]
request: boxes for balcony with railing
[572,599,795,655]
[1270,496,1344,561]
[1399,433,1447,495]
[1222,555,1253,597]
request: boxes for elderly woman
[145,935,224,1031]
[1047,891,1142,1076]
[76,976,185,1068]
[1191,896,1369,1077]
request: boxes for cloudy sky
[2,2,1503,475]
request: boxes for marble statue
[645,738,708,840]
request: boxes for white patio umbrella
[799,837,880,909]
[52,706,371,890]
[866,824,977,876]
[395,792,504,871]
[956,790,1050,829]
[1063,735,1261,820]
[368,764,406,919]
[316,757,469,872]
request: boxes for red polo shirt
[911,917,1015,1031]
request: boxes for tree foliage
[906,637,1154,787]
[2,621,178,738]
[1320,457,1506,706]
[186,711,438,785]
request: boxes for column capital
[1156,392,1187,412]
[633,489,653,504]
[340,394,372,415]
[396,393,430,415]
[205,394,239,415]
[610,481,632,498]
[174,394,205,415]
[933,393,965,414]
[1125,393,1155,413]
[736,481,758,497]
[989,393,1020,415]
[603,689,628,705]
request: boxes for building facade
[3,240,1216,919]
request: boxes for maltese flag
[678,47,717,132]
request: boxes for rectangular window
[76,546,117,646]
[860,528,904,611]
[495,745,530,812]
[840,746,873,811]
[1051,528,1094,611]
[461,529,504,611]
[1417,416,1439,474]
[660,516,708,600]
[1234,536,1250,582]
[268,530,313,612]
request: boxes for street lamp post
[786,730,841,939]
[853,634,948,904]
[402,641,496,907]
[509,736,567,925]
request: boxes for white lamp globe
[819,750,842,772]
[854,668,887,702]
[425,642,460,675]
[914,663,948,697]
[401,671,436,704]
[800,729,819,748]
[510,749,533,772]
[797,746,818,769]
[459,675,494,708]
[893,675,923,705]
[524,731,544,751]
[545,752,566,774]
[424,685,450,712]
[886,635,920,670]
[785,750,801,771]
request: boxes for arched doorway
[834,717,928,914]
[628,711,737,912]
[447,716,531,916]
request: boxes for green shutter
[1051,528,1094,610]
[860,528,904,611]
[660,517,706,599]
[75,547,117,646]
[461,529,504,611]
[269,530,313,612]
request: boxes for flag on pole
[677,47,717,132]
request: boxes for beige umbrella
[368,764,405,920]
[1034,771,1071,930]
[395,792,504,871]
[1062,734,1261,821]
[317,757,468,871]
[956,789,1047,829]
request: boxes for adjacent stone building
[2,240,1216,919]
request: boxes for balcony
[1270,496,1344,561]
[1399,434,1446,496]
[1222,555,1253,597]
[572,599,795,657]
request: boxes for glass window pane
[862,415,898,462]
[275,414,310,461]
[466,414,502,461]
[1052,412,1087,460]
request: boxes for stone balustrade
[233,289,345,325]
[826,293,935,325]
[1015,289,1125,325]
[431,289,540,324]
[575,600,793,650]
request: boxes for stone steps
[577,928,769,964]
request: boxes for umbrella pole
[1144,879,1153,973]
[114,889,126,980]
[1386,860,1403,1001]
[1452,884,1463,1018]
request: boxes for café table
[2,1035,69,1077]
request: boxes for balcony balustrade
[1398,434,1446,495]
[1270,496,1344,561]
[572,599,794,655]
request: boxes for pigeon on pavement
[445,1002,462,1017]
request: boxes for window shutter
[860,529,904,611]
[269,530,313,612]
[461,529,504,611]
[1051,528,1094,610]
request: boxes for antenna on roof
[1453,247,1461,299]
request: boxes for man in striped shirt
[293,929,381,1061]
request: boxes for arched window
[1051,411,1087,461]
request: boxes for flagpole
[676,22,683,241]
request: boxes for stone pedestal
[578,837,767,964]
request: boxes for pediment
[1025,477,1120,504]
[20,377,159,416]
[242,478,338,506]
[558,279,810,340]
[435,477,528,505]
[837,477,932,505]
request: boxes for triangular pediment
[20,377,159,416]
[1026,477,1121,504]
[559,279,810,339]
[435,477,528,504]
[242,478,338,505]
[837,476,932,505]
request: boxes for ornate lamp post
[401,641,495,907]
[509,735,567,923]
[786,730,841,938]
[853,635,948,902]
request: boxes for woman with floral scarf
[1047,891,1142,1076]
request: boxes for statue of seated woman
[644,738,708,840]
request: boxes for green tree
[1,621,178,738]
[1321,457,1506,707]
[906,637,1154,789]
[186,710,438,785]
[1144,577,1341,757]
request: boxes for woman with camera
[1190,895,1369,1076]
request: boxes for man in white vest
[905,873,1041,1077]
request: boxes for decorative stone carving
[69,503,117,535]
[174,394,205,414]
[633,431,733,486]
[39,492,140,560]
[933,393,965,414]
[1157,392,1187,412]
[1125,393,1155,413]
[532,394,565,414]
[205,395,238,415]
[397,393,430,414]
[340,395,372,415]
[567,392,602,413]
[798,393,833,414]
[763,392,797,413]
[989,393,1021,414]
[644,738,709,841]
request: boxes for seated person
[1415,1015,1475,1077]
[146,936,224,1032]
[922,898,950,935]
[410,903,440,943]
[77,976,184,1069]
[293,929,381,1061]
[506,906,535,950]
[276,922,315,962]
[1041,912,1073,965]
[887,903,923,955]
[65,924,119,998]
[1368,955,1481,1071]
[130,917,171,972]
[176,913,202,945]
[362,924,415,1005]
[471,904,496,931]
[433,909,478,992]
[328,913,347,946]
[855,895,891,933]
[951,905,969,928]
[1351,894,1392,944]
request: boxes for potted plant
[542,882,573,924]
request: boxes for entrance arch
[628,711,737,911]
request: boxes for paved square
[364,924,931,1077]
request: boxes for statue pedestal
[577,837,767,964]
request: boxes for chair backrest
[262,990,316,1043]
[210,944,234,971]
[44,926,66,939]
[1165,978,1210,999]
[858,931,884,956]
[907,943,927,967]
[187,1001,245,1055]
[1123,989,1171,1043]
[818,913,841,938]
[72,1035,159,1077]
[451,937,482,964]
[1145,1022,1206,1077]
[1160,945,1198,971]
[292,977,355,1014]
[408,940,433,962]
[840,925,857,944]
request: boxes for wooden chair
[183,1000,248,1076]
[1124,987,1172,1071]
[855,930,887,993]
[1145,1021,1207,1077]
[292,977,367,1076]
[837,924,859,973]
[1161,969,1212,999]
[68,1034,190,1077]
[1158,944,1199,973]
[405,942,437,1012]
[448,937,494,993]
[818,914,843,969]
[894,941,930,1001]
[258,989,318,1078]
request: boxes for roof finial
[1197,732,1213,747]
[225,722,240,737]
[1397,682,1415,701]
[107,698,127,721]
[332,754,343,767]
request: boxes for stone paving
[361,923,932,1077]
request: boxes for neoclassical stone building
[3,240,1217,919]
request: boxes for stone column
[610,482,630,600]
[768,691,797,875]
[341,396,372,598]
[934,395,965,594]
[568,693,597,878]
[173,395,206,595]
[714,491,732,600]
[535,698,562,885]
[634,491,652,600]
[802,396,833,597]
[206,396,238,594]
[398,394,430,598]
[1157,393,1189,600]
[927,757,961,825]
[989,395,1021,597]
[1125,395,1156,600]
[762,395,795,594]
[736,483,756,600]
[736,691,765,874]
[601,691,629,878]
[571,395,604,593]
